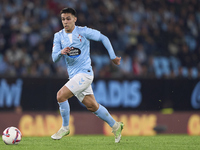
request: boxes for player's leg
[82,95,124,143]
[51,85,73,140]
[82,95,115,124]
[52,73,93,140]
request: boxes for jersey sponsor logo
[67,47,81,58]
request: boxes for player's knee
[57,91,64,103]
[86,103,98,112]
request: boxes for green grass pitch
[1,135,200,150]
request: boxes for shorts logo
[79,78,85,85]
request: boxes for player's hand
[61,47,71,55]
[112,56,121,65]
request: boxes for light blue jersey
[52,26,116,78]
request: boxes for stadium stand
[0,0,200,78]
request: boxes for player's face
[61,13,77,33]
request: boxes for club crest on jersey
[67,47,81,58]
[78,34,82,42]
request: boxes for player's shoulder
[76,26,88,32]
[54,29,65,36]
[76,26,98,35]
[75,26,89,36]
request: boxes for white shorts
[65,73,94,102]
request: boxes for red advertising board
[0,111,200,136]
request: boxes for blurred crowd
[0,0,200,79]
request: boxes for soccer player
[51,7,124,143]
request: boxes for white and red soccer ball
[2,127,22,145]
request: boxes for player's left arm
[83,27,121,65]
[98,34,121,65]
[111,56,121,65]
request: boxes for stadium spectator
[0,0,199,79]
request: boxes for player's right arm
[52,33,62,63]
[52,33,71,62]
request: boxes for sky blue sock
[59,100,70,126]
[93,104,116,127]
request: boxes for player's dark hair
[60,7,76,16]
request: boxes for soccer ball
[2,127,22,145]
